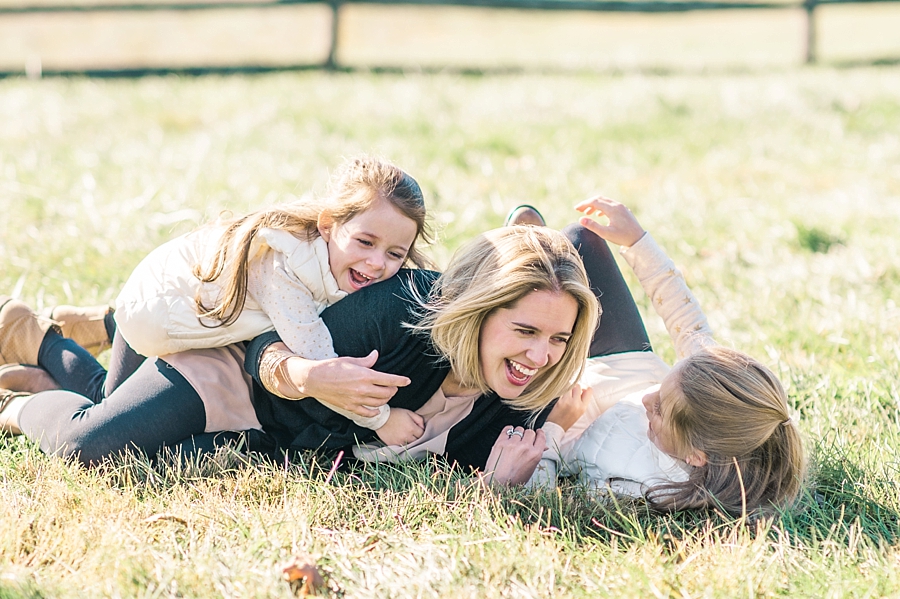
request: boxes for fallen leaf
[281,554,325,597]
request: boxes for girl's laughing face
[320,199,417,294]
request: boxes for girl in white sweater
[532,197,805,515]
[101,156,432,446]
[117,158,426,355]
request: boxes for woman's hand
[480,426,547,487]
[575,196,646,247]
[546,383,593,431]
[274,346,411,417]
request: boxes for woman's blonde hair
[648,346,805,515]
[194,156,433,326]
[412,226,600,412]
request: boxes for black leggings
[35,327,145,404]
[18,332,207,466]
[562,223,651,357]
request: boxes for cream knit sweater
[530,232,715,496]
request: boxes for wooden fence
[1,0,898,75]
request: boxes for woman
[0,225,600,484]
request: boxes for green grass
[1,66,900,596]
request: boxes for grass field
[1,65,900,597]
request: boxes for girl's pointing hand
[575,196,645,248]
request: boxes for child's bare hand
[546,383,593,431]
[574,196,645,247]
[375,408,425,446]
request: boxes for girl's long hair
[646,346,805,515]
[194,156,433,326]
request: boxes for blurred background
[2,0,900,75]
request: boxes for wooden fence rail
[1,0,898,73]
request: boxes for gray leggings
[19,331,207,466]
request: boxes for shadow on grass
[17,432,898,557]
[338,444,900,554]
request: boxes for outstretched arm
[576,196,714,360]
[575,196,646,247]
[253,339,410,418]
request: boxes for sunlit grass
[1,66,899,596]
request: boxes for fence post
[325,0,341,70]
[804,0,817,64]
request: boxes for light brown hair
[648,346,805,515]
[194,156,433,326]
[411,226,601,412]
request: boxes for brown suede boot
[45,304,113,357]
[0,364,60,393]
[0,388,32,435]
[0,296,56,366]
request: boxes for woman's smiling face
[477,289,579,399]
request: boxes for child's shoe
[0,388,31,435]
[0,296,55,366]
[45,304,113,357]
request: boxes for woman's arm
[246,269,446,419]
[246,241,396,427]
[248,334,410,418]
